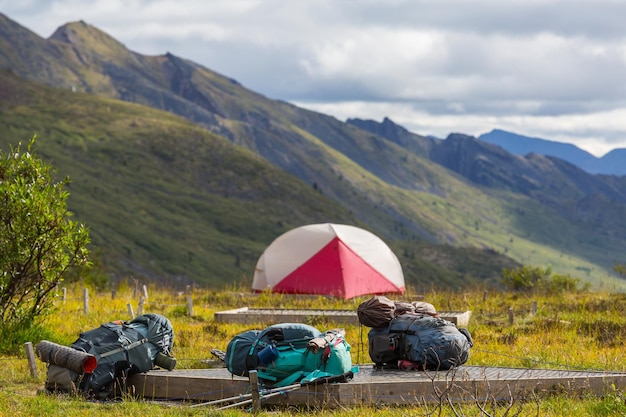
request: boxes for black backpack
[42,313,176,399]
[388,314,473,370]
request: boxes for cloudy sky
[2,0,626,157]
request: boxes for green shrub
[502,265,584,293]
[0,138,90,350]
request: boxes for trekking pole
[214,385,304,411]
[189,381,305,408]
[212,371,354,411]
[191,371,355,409]
[188,392,254,408]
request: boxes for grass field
[2,283,626,416]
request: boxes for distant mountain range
[479,129,626,176]
[1,12,626,291]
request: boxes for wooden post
[24,342,38,378]
[83,288,89,315]
[137,296,145,316]
[483,290,488,302]
[62,287,67,304]
[142,284,149,299]
[249,370,260,412]
[187,295,194,317]
[508,307,514,325]
[127,303,135,318]
[111,288,117,299]
[531,300,538,316]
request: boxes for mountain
[600,149,626,176]
[430,134,626,240]
[345,117,433,158]
[1,13,626,290]
[478,129,626,176]
[349,119,626,216]
[0,70,520,290]
[348,117,626,283]
[0,70,366,287]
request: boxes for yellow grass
[3,283,626,416]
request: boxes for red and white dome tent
[252,223,405,299]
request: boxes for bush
[0,138,90,344]
[501,265,584,293]
[0,322,55,355]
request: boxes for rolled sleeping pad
[35,340,97,374]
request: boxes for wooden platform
[214,307,472,327]
[128,365,626,408]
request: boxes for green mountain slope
[0,71,361,286]
[0,71,522,289]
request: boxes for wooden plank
[128,369,249,402]
[338,367,626,405]
[213,307,471,327]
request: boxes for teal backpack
[224,323,354,387]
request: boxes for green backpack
[258,329,353,387]
[225,324,354,387]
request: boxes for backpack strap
[99,338,149,359]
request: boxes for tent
[252,223,405,299]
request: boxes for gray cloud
[2,0,626,156]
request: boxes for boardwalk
[128,365,626,408]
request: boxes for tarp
[252,223,405,299]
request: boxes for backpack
[42,313,176,399]
[225,322,320,378]
[224,323,353,387]
[388,313,472,370]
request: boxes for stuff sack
[224,322,321,378]
[357,296,439,329]
[395,301,438,317]
[357,295,396,328]
[41,313,176,399]
[389,314,472,371]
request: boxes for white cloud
[2,0,626,155]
